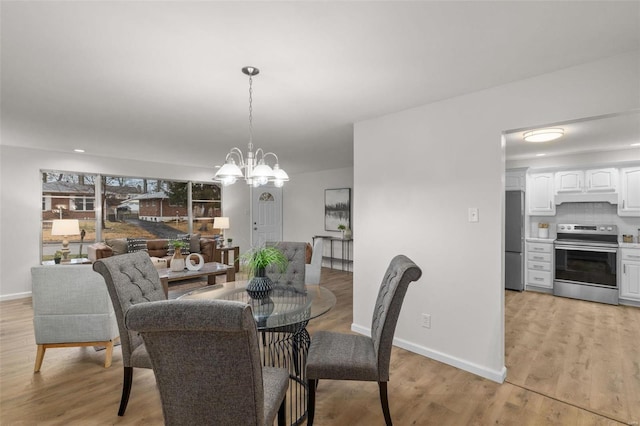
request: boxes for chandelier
[214,66,289,187]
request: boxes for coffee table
[157,262,235,297]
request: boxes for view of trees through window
[41,171,221,261]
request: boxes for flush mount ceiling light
[523,128,564,143]
[213,66,289,188]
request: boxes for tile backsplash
[531,202,640,240]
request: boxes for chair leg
[307,379,317,426]
[379,381,392,426]
[118,367,133,416]
[277,396,286,426]
[34,345,46,373]
[104,340,114,368]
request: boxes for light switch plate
[468,207,479,222]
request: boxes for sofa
[87,234,219,267]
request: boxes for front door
[251,185,282,246]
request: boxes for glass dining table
[179,281,336,425]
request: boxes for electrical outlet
[421,313,431,329]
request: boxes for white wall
[353,51,640,382]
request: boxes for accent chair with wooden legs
[125,299,289,426]
[305,254,422,426]
[31,265,120,373]
[93,251,166,416]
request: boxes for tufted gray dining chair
[265,241,307,290]
[305,255,422,426]
[125,299,289,426]
[93,251,166,416]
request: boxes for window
[41,170,222,262]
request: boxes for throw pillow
[127,238,148,253]
[105,238,128,256]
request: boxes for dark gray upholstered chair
[125,299,289,426]
[93,251,166,416]
[305,255,422,426]
[265,241,307,289]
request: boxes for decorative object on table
[168,239,188,272]
[213,216,229,247]
[538,222,549,239]
[325,188,351,231]
[51,219,81,262]
[622,234,633,243]
[227,238,233,247]
[213,66,289,188]
[337,224,346,239]
[53,251,62,264]
[185,253,205,271]
[242,246,288,299]
[344,227,352,239]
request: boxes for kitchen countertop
[526,237,555,243]
[619,242,640,249]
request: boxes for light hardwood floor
[1,268,638,425]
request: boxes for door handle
[254,227,257,230]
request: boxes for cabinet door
[620,261,640,301]
[618,167,640,216]
[555,170,583,193]
[585,168,617,192]
[506,170,526,191]
[528,173,555,215]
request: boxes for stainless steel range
[554,224,619,305]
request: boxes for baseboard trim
[351,323,507,384]
[0,291,32,302]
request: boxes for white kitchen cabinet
[620,248,640,303]
[527,173,555,216]
[585,168,617,192]
[618,167,640,216]
[555,170,583,193]
[526,241,553,290]
[506,169,526,191]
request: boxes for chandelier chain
[248,74,253,149]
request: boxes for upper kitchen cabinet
[585,168,618,192]
[618,166,640,216]
[506,169,526,191]
[554,168,617,193]
[555,170,583,192]
[527,173,555,215]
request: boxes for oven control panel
[556,224,617,235]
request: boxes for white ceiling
[2,1,639,174]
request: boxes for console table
[312,236,353,271]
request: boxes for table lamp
[213,217,229,246]
[51,219,80,262]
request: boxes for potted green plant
[337,224,346,238]
[241,246,288,298]
[168,239,188,271]
[53,251,63,264]
[227,238,233,247]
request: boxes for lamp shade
[213,217,230,230]
[51,219,80,236]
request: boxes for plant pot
[54,258,61,264]
[171,251,186,271]
[246,268,273,299]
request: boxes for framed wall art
[324,188,351,231]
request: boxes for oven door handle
[554,244,617,253]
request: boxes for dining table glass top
[178,281,336,330]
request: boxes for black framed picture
[324,188,351,231]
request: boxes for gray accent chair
[266,241,307,289]
[305,238,324,285]
[305,255,422,426]
[93,251,166,416]
[31,265,120,372]
[125,299,289,426]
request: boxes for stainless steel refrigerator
[505,190,524,291]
